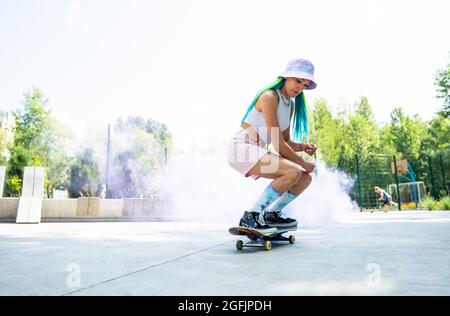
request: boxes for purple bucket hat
[280,58,317,90]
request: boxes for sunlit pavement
[1,210,449,296]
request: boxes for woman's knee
[302,172,312,186]
[284,167,302,183]
[293,171,312,187]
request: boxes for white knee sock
[249,184,281,213]
[265,190,299,213]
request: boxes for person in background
[374,186,397,212]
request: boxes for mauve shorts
[226,128,269,180]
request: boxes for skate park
[1,211,450,296]
[1,163,449,296]
[1,0,449,298]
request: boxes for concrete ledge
[41,216,181,222]
[0,198,19,219]
[98,199,123,217]
[42,199,78,218]
[123,198,174,217]
[0,197,173,221]
[76,197,99,216]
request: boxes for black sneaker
[264,211,297,229]
[239,211,277,234]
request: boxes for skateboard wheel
[264,240,271,251]
[236,240,244,250]
[289,235,295,244]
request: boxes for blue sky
[1,0,449,148]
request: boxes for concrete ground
[1,210,449,296]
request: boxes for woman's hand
[291,143,317,155]
[299,158,316,173]
[303,143,317,156]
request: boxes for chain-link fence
[352,154,401,210]
[351,150,449,210]
[425,152,449,198]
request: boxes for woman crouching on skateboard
[227,58,318,233]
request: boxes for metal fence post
[105,124,111,199]
[439,154,447,195]
[428,156,436,198]
[355,154,362,211]
[393,155,401,210]
[164,147,168,166]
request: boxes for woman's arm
[283,106,316,155]
[288,141,317,155]
[282,105,304,152]
[257,92,315,173]
[286,139,306,152]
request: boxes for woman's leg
[287,172,312,195]
[237,153,306,229]
[246,153,303,194]
[246,154,313,228]
[263,172,312,219]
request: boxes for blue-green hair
[240,77,309,142]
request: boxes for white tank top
[243,89,292,144]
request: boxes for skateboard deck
[229,226,296,251]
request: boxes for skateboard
[228,226,296,251]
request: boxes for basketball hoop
[391,159,408,175]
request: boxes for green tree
[65,116,173,199]
[115,116,173,149]
[0,110,13,165]
[312,97,376,172]
[5,88,50,196]
[349,97,380,156]
[38,118,73,197]
[354,96,373,120]
[427,114,450,153]
[109,116,173,198]
[311,98,339,166]
[334,97,380,174]
[378,123,396,154]
[68,148,102,198]
[434,54,450,117]
[5,87,71,197]
[388,107,423,160]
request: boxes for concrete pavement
[1,211,449,296]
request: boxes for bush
[401,202,418,210]
[439,196,450,210]
[422,197,438,210]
